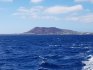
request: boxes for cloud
[0,0,13,2]
[66,13,93,23]
[13,6,60,20]
[75,0,93,3]
[31,0,43,3]
[13,5,93,23]
[13,7,37,18]
[45,5,83,14]
[13,5,88,22]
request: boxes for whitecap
[82,55,93,70]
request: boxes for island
[23,27,93,35]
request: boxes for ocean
[0,35,93,70]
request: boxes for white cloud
[75,0,93,3]
[13,6,60,20]
[13,5,93,23]
[66,13,93,23]
[0,0,13,2]
[31,0,43,3]
[13,7,38,18]
[14,5,93,23]
[45,5,83,14]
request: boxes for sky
[0,0,93,34]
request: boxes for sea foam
[82,55,93,70]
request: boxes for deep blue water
[0,35,93,70]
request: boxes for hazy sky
[0,0,93,34]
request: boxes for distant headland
[23,27,93,35]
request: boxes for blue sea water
[0,35,93,70]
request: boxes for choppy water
[0,35,93,70]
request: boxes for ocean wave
[82,55,93,70]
